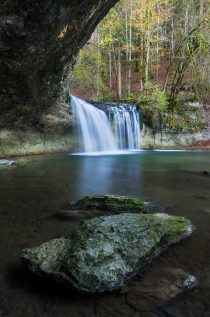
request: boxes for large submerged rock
[124,267,197,311]
[22,213,193,293]
[68,194,156,213]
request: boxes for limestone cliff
[0,0,118,156]
[0,0,118,129]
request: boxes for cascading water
[71,96,116,152]
[107,105,140,150]
[71,95,141,153]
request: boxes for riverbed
[0,150,210,317]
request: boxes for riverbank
[0,130,75,158]
[1,126,209,158]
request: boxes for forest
[71,0,209,132]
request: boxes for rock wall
[0,0,119,156]
[0,102,76,157]
[141,124,210,149]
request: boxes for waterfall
[71,96,141,153]
[71,96,116,152]
[108,105,140,150]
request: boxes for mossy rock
[0,158,28,170]
[22,213,193,293]
[0,159,14,170]
[68,194,155,213]
[14,158,28,166]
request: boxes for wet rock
[201,271,210,289]
[68,195,156,213]
[125,267,197,312]
[0,158,28,169]
[55,209,107,222]
[0,159,14,166]
[0,159,14,170]
[162,305,183,317]
[22,213,194,293]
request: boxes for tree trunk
[118,49,122,98]
[125,7,129,93]
[128,2,132,94]
[109,49,112,91]
[96,30,100,97]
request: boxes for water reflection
[1,151,210,317]
[65,151,210,220]
[74,154,142,198]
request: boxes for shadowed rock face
[0,0,119,129]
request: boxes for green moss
[14,158,28,166]
[69,194,152,213]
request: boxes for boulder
[124,267,197,311]
[67,194,156,213]
[22,213,194,293]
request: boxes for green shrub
[138,82,168,128]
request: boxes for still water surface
[0,150,210,317]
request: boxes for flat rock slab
[22,213,194,293]
[0,159,14,165]
[67,194,159,213]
